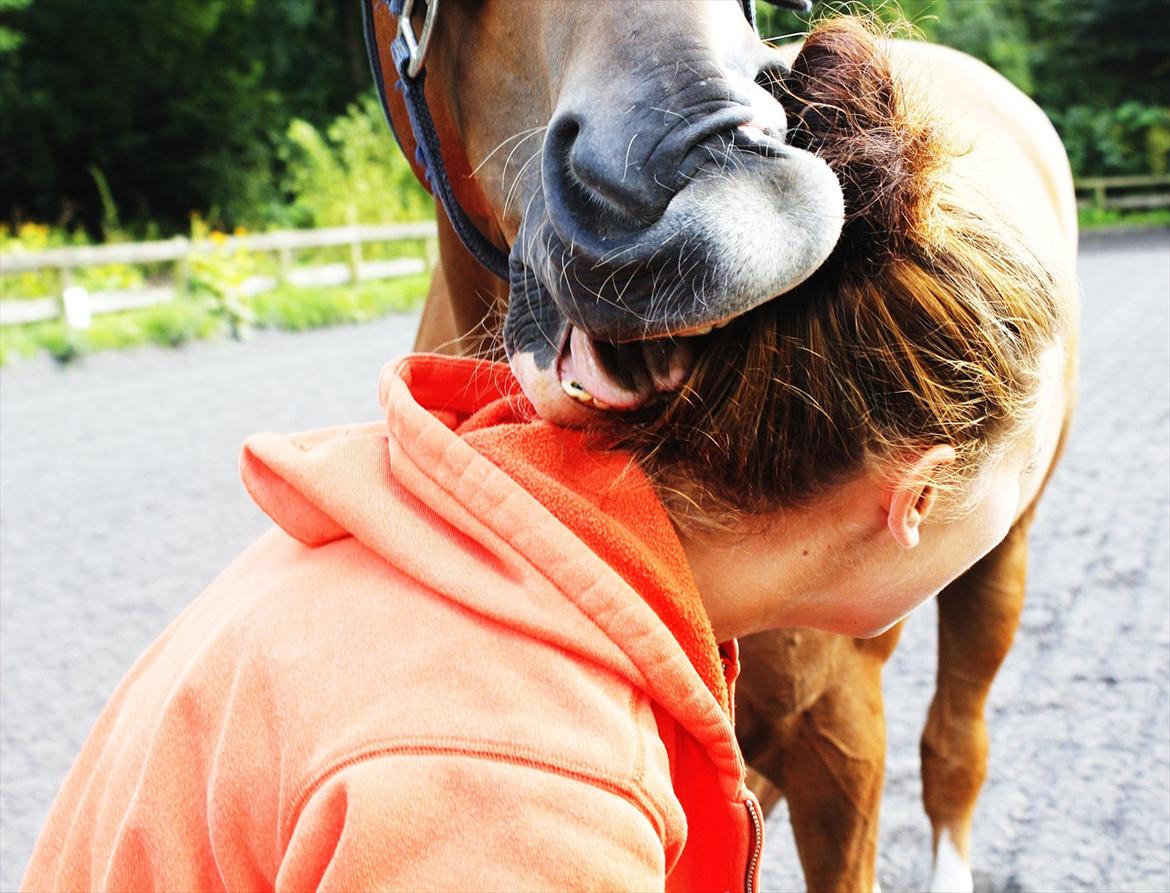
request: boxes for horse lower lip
[557,326,699,411]
[564,327,645,409]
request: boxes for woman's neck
[674,476,874,642]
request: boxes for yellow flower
[209,231,228,246]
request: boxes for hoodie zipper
[744,795,763,893]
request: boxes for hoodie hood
[240,353,741,784]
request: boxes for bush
[1078,205,1170,231]
[250,274,428,331]
[36,322,82,363]
[1054,102,1170,178]
[281,92,433,228]
[1,222,147,300]
[137,301,221,348]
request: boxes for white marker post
[61,285,92,330]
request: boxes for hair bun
[782,18,948,270]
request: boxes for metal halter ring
[398,0,439,79]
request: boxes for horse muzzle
[506,80,844,421]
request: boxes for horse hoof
[929,829,974,893]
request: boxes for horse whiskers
[469,125,547,179]
[499,126,547,189]
[622,133,640,183]
[503,143,544,219]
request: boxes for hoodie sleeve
[276,751,668,892]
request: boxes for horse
[363,3,1080,891]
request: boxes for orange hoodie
[22,354,763,893]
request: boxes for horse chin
[508,349,599,426]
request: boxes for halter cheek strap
[364,0,511,280]
[362,0,810,282]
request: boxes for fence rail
[0,222,439,328]
[1075,174,1170,211]
[3,176,1167,328]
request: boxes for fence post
[173,237,190,296]
[346,207,362,284]
[278,245,293,284]
[1094,181,1107,208]
[57,267,73,325]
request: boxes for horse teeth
[561,378,593,403]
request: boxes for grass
[251,274,428,331]
[1078,205,1170,230]
[0,273,429,367]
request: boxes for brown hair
[612,16,1067,528]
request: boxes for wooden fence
[0,221,439,328]
[3,174,1167,328]
[1075,174,1170,211]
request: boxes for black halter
[362,0,808,281]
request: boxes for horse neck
[414,208,510,358]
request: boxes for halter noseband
[362,0,811,281]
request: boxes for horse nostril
[544,113,659,232]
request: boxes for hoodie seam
[282,739,667,851]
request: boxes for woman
[22,19,1072,893]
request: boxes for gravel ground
[2,229,1168,891]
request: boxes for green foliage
[0,321,41,365]
[36,322,82,363]
[186,222,260,337]
[1054,103,1170,179]
[0,301,223,366]
[757,0,1169,181]
[251,275,429,331]
[1078,205,1170,231]
[1,0,370,235]
[0,0,31,54]
[137,301,221,348]
[0,222,147,299]
[0,276,429,366]
[281,93,433,228]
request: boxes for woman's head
[606,17,1071,638]
[616,16,1068,529]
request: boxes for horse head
[369,0,844,423]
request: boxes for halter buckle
[398,0,439,79]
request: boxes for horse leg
[743,765,784,815]
[776,649,890,893]
[921,509,1035,893]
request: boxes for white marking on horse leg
[872,878,882,893]
[929,829,973,893]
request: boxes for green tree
[0,0,368,236]
[755,0,1169,178]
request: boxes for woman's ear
[885,445,957,549]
